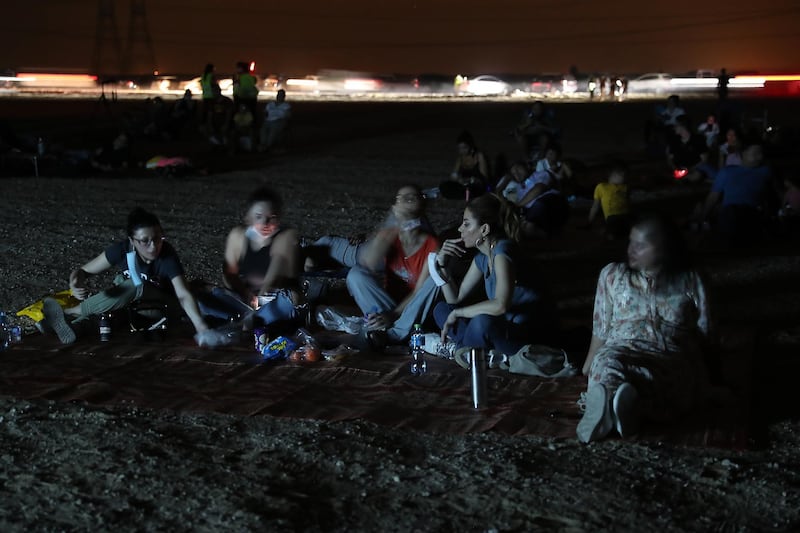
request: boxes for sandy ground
[1,96,800,531]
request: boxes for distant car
[459,75,512,96]
[522,74,576,95]
[561,75,578,94]
[628,73,673,94]
[341,76,384,92]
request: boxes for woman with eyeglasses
[351,184,441,347]
[41,207,209,344]
[197,186,304,331]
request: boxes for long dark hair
[467,193,521,242]
[456,130,478,152]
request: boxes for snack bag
[260,335,298,361]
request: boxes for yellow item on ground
[17,290,79,323]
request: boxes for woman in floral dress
[578,214,713,443]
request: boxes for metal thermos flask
[470,348,487,409]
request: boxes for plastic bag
[257,328,322,363]
[17,290,81,323]
[315,305,362,334]
[287,328,321,363]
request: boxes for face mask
[246,224,278,243]
[400,218,422,232]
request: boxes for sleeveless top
[458,152,487,181]
[237,228,300,294]
[238,237,271,293]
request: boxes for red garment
[384,234,439,302]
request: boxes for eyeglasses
[395,194,422,203]
[132,236,165,247]
[255,214,279,225]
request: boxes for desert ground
[0,94,799,532]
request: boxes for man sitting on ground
[700,143,778,245]
[259,89,292,153]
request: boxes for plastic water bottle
[37,137,45,157]
[10,325,22,344]
[99,313,112,342]
[410,323,426,375]
[0,312,9,351]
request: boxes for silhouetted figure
[258,89,292,153]
[717,68,730,102]
[199,63,218,134]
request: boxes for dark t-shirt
[668,134,707,168]
[104,240,184,290]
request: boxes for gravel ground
[0,97,799,532]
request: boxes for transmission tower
[122,0,157,75]
[91,0,123,77]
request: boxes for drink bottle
[99,313,112,342]
[409,323,426,375]
[0,312,9,351]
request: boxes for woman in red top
[345,185,441,345]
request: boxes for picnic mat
[0,331,753,449]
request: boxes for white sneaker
[42,297,76,345]
[613,382,640,438]
[487,349,509,370]
[576,384,614,443]
[421,332,456,359]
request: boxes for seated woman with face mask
[306,184,441,347]
[196,186,304,331]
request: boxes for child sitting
[588,162,631,239]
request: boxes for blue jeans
[346,265,440,342]
[433,301,540,356]
[312,235,364,268]
[198,287,298,325]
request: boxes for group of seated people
[652,95,800,245]
[111,83,291,161]
[203,86,291,154]
[436,101,576,239]
[15,85,292,178]
[39,177,721,444]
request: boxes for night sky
[3,0,800,77]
